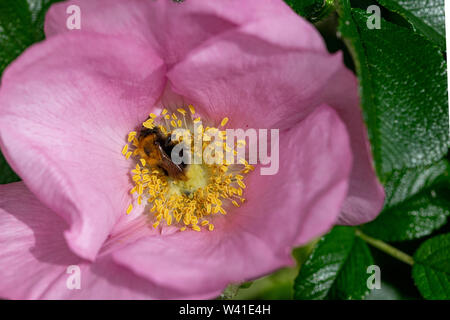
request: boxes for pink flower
[0,0,384,299]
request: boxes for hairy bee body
[138,126,187,180]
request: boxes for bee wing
[157,144,186,179]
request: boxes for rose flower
[0,0,383,299]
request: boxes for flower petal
[113,105,353,295]
[45,0,326,66]
[166,20,384,223]
[235,105,354,246]
[0,182,79,299]
[0,182,215,299]
[167,24,343,129]
[0,33,166,260]
[318,66,385,224]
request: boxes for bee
[137,124,187,180]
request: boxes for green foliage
[377,0,445,49]
[336,0,449,180]
[0,153,20,184]
[285,0,335,22]
[0,0,63,183]
[0,0,63,74]
[293,226,373,300]
[412,233,450,299]
[292,0,450,301]
[362,160,450,241]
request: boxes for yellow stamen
[220,117,229,127]
[237,179,246,189]
[124,104,251,232]
[128,132,137,142]
[121,144,128,155]
[143,120,154,129]
[126,204,133,215]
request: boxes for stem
[355,229,414,266]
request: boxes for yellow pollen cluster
[122,105,254,232]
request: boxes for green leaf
[0,0,63,74]
[362,160,450,241]
[0,153,20,184]
[0,0,63,183]
[285,0,335,22]
[239,281,253,289]
[377,0,445,49]
[335,0,449,180]
[412,233,450,299]
[293,226,373,300]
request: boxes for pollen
[121,144,129,155]
[122,105,250,232]
[127,132,137,142]
[220,117,229,127]
[126,204,133,215]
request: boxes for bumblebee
[137,125,187,180]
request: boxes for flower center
[121,105,254,232]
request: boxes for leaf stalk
[355,229,414,266]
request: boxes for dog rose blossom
[0,0,384,299]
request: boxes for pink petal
[0,182,79,299]
[0,182,216,299]
[318,66,385,224]
[0,33,166,260]
[113,105,353,295]
[167,23,343,130]
[45,0,326,66]
[166,21,384,224]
